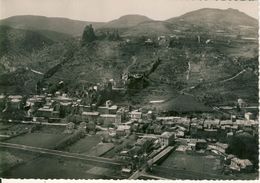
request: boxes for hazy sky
[0,0,258,21]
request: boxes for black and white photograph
[0,0,259,180]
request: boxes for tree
[226,132,259,168]
[106,29,120,41]
[0,26,10,57]
[81,24,96,46]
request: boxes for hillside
[0,26,55,56]
[0,25,76,94]
[32,35,258,106]
[122,21,173,37]
[0,15,105,36]
[0,8,258,106]
[1,9,258,37]
[167,8,258,36]
[102,15,153,28]
[101,8,258,37]
[168,8,257,25]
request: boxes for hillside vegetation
[0,8,258,106]
[0,15,104,36]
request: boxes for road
[0,142,123,167]
[147,146,175,166]
[128,169,143,179]
[179,69,247,96]
[220,69,246,83]
[140,172,169,180]
[2,119,68,126]
[128,146,174,179]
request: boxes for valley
[0,6,258,180]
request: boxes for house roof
[38,107,54,112]
[161,131,175,138]
[121,168,131,173]
[109,105,118,110]
[100,114,116,118]
[82,111,100,116]
[54,96,72,102]
[117,125,131,131]
[204,119,220,125]
[8,95,22,99]
[131,111,142,115]
[220,120,233,125]
[156,116,181,120]
[60,102,72,106]
[189,138,207,143]
[231,158,253,168]
[10,99,21,103]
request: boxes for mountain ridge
[0,15,105,36]
[1,8,257,37]
[102,14,153,28]
[167,8,258,26]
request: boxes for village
[0,75,258,180]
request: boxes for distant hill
[1,9,258,37]
[104,8,258,36]
[167,8,258,32]
[123,21,173,36]
[0,15,105,36]
[102,15,153,28]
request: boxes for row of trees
[54,130,85,150]
[81,24,121,46]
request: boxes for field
[0,123,15,130]
[0,151,23,174]
[34,125,66,134]
[6,132,67,149]
[64,135,101,154]
[0,149,40,177]
[2,154,122,179]
[1,132,121,179]
[161,152,223,174]
[151,151,225,179]
[151,151,258,180]
[0,123,33,138]
[87,143,115,156]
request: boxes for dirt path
[220,69,246,83]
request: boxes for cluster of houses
[0,95,23,111]
[0,91,258,174]
[227,155,253,173]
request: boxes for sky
[0,0,258,21]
